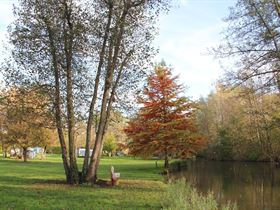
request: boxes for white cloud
[154,24,225,99]
[153,1,231,99]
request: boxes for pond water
[172,159,280,210]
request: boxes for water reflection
[172,159,280,210]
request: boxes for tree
[82,0,170,183]
[197,84,280,161]
[1,87,53,162]
[2,0,170,184]
[2,0,91,183]
[0,98,8,158]
[103,133,117,157]
[214,0,280,92]
[125,66,205,168]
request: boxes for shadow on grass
[0,175,66,186]
[0,158,164,180]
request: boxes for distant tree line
[197,83,280,161]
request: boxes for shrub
[103,133,117,156]
[46,146,61,154]
[162,179,237,210]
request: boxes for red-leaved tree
[125,66,205,168]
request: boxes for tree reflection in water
[171,159,280,210]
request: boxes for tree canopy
[0,87,53,162]
[125,66,204,168]
[197,83,280,161]
[214,0,280,92]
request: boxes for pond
[171,159,280,210]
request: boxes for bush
[46,146,61,154]
[162,179,237,210]
[103,133,117,156]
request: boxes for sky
[154,0,235,99]
[0,0,235,99]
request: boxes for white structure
[10,148,21,157]
[10,147,44,159]
[26,148,36,159]
[33,147,44,154]
[77,148,93,157]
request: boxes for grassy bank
[0,155,166,210]
[162,179,237,210]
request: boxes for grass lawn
[0,155,166,210]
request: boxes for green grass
[0,155,166,210]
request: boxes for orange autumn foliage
[1,86,54,161]
[124,66,205,167]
